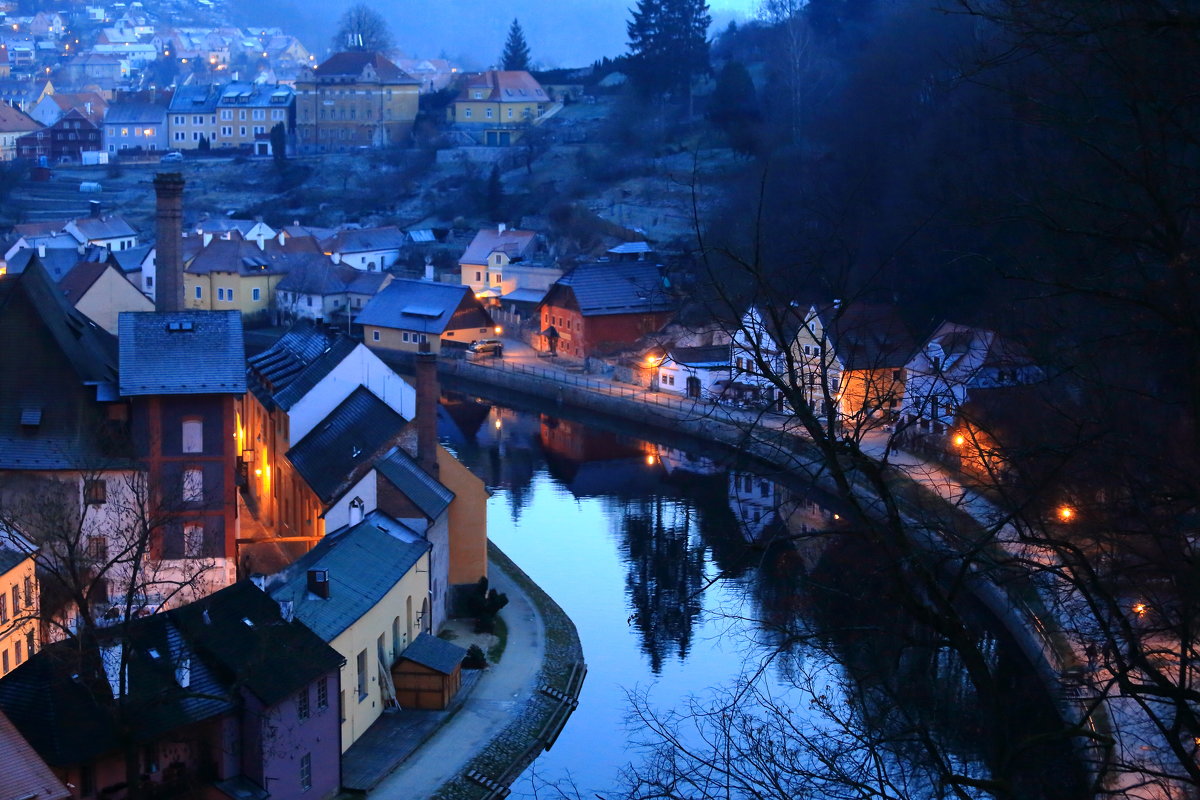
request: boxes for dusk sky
[250,0,759,71]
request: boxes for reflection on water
[439,394,1086,799]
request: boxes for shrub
[462,644,487,669]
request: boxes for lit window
[183,524,204,557]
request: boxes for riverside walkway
[436,335,1173,798]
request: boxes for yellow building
[357,279,496,355]
[0,527,39,677]
[179,230,326,322]
[168,82,294,151]
[446,70,553,146]
[295,51,419,153]
[266,513,431,751]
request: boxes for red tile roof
[0,709,71,800]
[315,51,416,84]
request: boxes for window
[183,468,203,503]
[195,286,203,299]
[371,330,380,342]
[475,271,481,282]
[23,576,32,610]
[507,108,513,119]
[84,479,107,505]
[1,650,7,674]
[252,287,261,301]
[298,687,310,720]
[182,418,203,453]
[240,126,247,136]
[88,536,107,561]
[220,126,232,137]
[226,288,235,302]
[402,332,410,343]
[11,585,18,612]
[300,753,312,792]
[339,690,345,722]
[183,524,204,557]
[305,296,312,307]
[13,640,21,665]
[317,677,328,710]
[356,649,368,699]
[25,630,34,658]
[0,595,6,623]
[464,108,472,119]
[486,107,493,118]
[221,109,232,121]
[239,110,247,121]
[217,288,225,301]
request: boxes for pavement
[352,560,546,799]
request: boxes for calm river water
[440,392,1087,799]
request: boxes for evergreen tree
[626,0,711,100]
[501,18,531,71]
[486,164,505,222]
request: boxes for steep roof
[0,263,125,470]
[319,226,406,255]
[356,279,488,334]
[275,259,389,297]
[171,581,343,706]
[286,386,408,504]
[118,311,246,396]
[0,709,71,800]
[0,102,39,133]
[400,632,465,675]
[185,231,323,276]
[314,51,416,84]
[56,260,109,304]
[246,324,359,411]
[376,445,454,520]
[546,261,675,317]
[456,70,548,103]
[267,511,429,642]
[69,214,138,242]
[821,303,916,371]
[459,227,537,266]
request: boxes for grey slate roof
[547,261,675,317]
[376,446,454,520]
[285,385,408,504]
[101,102,166,125]
[118,311,246,396]
[267,511,429,642]
[276,260,389,297]
[669,344,730,367]
[400,632,465,675]
[245,323,349,410]
[319,226,406,254]
[355,279,479,335]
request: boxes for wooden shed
[392,633,466,710]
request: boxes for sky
[246,0,760,71]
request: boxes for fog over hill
[232,0,744,69]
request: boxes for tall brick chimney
[154,172,185,313]
[415,340,439,479]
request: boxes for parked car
[468,339,504,356]
[160,151,184,163]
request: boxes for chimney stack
[153,172,185,313]
[307,568,330,599]
[415,340,439,478]
[423,255,434,282]
[89,199,100,218]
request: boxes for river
[440,391,1088,799]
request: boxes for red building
[16,107,101,163]
[537,261,676,360]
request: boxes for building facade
[294,51,419,153]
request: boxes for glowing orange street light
[494,325,502,335]
[1132,602,1148,617]
[953,434,966,447]
[1057,505,1075,522]
[645,454,656,466]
